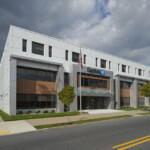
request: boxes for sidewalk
[0,117,3,122]
[0,120,36,136]
[0,110,148,136]
[26,110,145,126]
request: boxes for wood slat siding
[17,79,56,94]
[78,75,110,90]
[120,89,130,97]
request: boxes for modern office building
[0,26,150,115]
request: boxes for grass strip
[0,110,79,121]
[35,115,133,129]
[137,113,150,115]
[118,107,150,111]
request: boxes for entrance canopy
[77,88,113,97]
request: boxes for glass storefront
[77,96,108,110]
[120,97,130,107]
[17,94,56,109]
[138,98,145,107]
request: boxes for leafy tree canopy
[58,86,75,105]
[139,82,150,97]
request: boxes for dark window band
[17,67,56,82]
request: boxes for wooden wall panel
[78,75,110,90]
[36,81,56,94]
[17,80,36,94]
[120,89,130,97]
[138,91,144,98]
[17,79,56,94]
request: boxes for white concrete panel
[8,25,150,81]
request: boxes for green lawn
[118,106,150,111]
[0,110,79,121]
[137,113,150,115]
[35,115,133,129]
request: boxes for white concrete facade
[0,25,150,115]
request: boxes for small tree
[139,82,150,98]
[58,86,75,123]
[139,82,150,108]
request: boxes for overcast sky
[0,0,150,65]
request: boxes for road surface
[0,115,150,150]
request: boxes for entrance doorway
[78,96,107,110]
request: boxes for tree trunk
[68,105,70,123]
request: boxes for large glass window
[120,81,131,89]
[17,68,26,79]
[120,97,130,107]
[17,94,56,109]
[72,52,79,63]
[89,79,94,87]
[17,67,56,82]
[84,78,89,86]
[26,69,36,80]
[47,72,56,82]
[99,80,107,88]
[37,70,47,81]
[101,59,106,68]
[138,98,145,107]
[32,42,44,55]
[81,77,107,88]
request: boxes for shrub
[26,111,32,114]
[36,110,41,114]
[43,110,49,113]
[51,110,55,113]
[17,111,23,115]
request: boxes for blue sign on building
[100,69,105,76]
[87,67,105,76]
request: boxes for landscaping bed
[0,110,79,121]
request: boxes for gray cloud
[0,0,150,65]
[62,0,150,65]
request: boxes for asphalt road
[0,115,150,150]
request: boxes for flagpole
[80,45,82,113]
